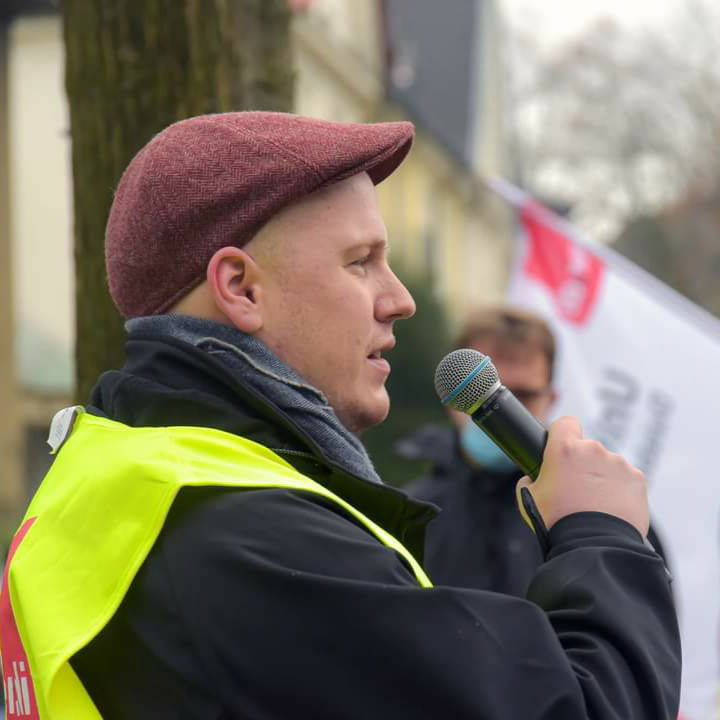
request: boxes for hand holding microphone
[435,349,650,544]
[517,416,649,536]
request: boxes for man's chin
[355,408,390,436]
[340,395,390,435]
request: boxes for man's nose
[376,270,416,322]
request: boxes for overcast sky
[501,0,685,45]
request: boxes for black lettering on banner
[590,367,639,453]
[634,391,674,480]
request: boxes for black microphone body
[471,386,548,480]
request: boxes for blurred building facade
[293,0,512,318]
[0,0,73,537]
[0,0,511,534]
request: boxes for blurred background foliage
[362,264,451,487]
[507,1,720,319]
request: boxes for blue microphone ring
[440,356,491,407]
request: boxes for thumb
[545,416,584,452]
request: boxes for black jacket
[401,424,542,595]
[71,330,681,719]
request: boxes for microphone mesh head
[434,348,500,413]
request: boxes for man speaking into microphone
[0,113,679,719]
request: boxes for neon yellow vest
[0,410,432,719]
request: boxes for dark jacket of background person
[401,424,669,596]
[68,326,681,720]
[401,423,541,595]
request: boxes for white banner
[493,178,720,720]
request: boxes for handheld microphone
[434,348,548,480]
[435,349,666,565]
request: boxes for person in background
[401,306,666,595]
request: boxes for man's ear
[206,246,263,333]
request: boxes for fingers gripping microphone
[434,349,548,480]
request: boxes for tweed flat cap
[105,111,414,318]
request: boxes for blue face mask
[460,421,518,473]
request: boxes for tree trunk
[62,0,294,404]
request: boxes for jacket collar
[89,332,438,561]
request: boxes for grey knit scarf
[126,315,382,485]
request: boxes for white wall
[8,15,73,392]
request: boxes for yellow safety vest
[0,409,431,719]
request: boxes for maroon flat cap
[105,111,414,318]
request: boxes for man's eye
[350,255,370,268]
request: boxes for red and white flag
[493,177,720,720]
